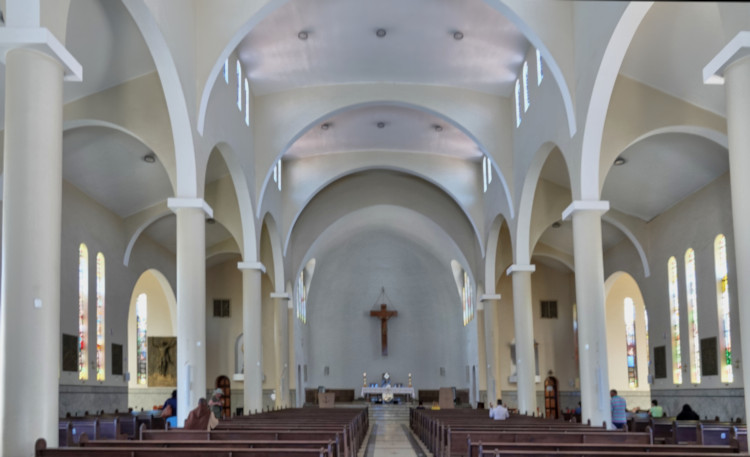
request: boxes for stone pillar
[239,263,264,414]
[507,265,536,415]
[563,200,611,427]
[704,33,750,424]
[288,304,295,407]
[272,293,290,408]
[0,13,81,452]
[481,294,502,404]
[168,199,211,426]
[475,303,487,406]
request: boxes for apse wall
[604,173,742,421]
[304,228,474,397]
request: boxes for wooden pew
[58,422,72,447]
[80,437,335,456]
[470,440,740,457]
[734,426,748,452]
[70,419,99,444]
[477,449,749,457]
[673,420,701,444]
[36,439,331,457]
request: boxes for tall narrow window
[536,48,544,85]
[624,297,638,388]
[297,270,306,324]
[685,248,701,383]
[244,78,250,126]
[482,157,487,193]
[462,271,474,326]
[514,79,521,127]
[223,59,229,84]
[644,309,650,366]
[715,234,733,383]
[236,60,242,110]
[668,256,682,384]
[522,61,530,112]
[96,253,105,381]
[277,160,282,191]
[136,293,148,385]
[78,244,89,381]
[572,303,579,365]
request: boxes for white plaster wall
[303,228,472,395]
[603,173,742,420]
[58,180,176,415]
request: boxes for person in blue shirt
[161,390,177,427]
[610,389,627,429]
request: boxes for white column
[507,265,536,415]
[481,294,502,405]
[563,200,611,427]
[704,35,750,424]
[0,47,64,456]
[288,304,295,407]
[168,199,211,426]
[476,304,487,406]
[272,293,290,408]
[239,262,264,414]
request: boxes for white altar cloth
[360,386,415,398]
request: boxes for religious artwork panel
[148,336,176,386]
[62,334,78,372]
[111,343,123,376]
[700,337,718,377]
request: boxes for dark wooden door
[544,376,559,419]
[216,375,231,418]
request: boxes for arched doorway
[544,375,559,419]
[216,375,231,418]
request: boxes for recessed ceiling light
[206,218,216,225]
[376,28,387,38]
[432,124,443,132]
[298,31,309,40]
[453,31,464,40]
[614,156,627,166]
[321,122,332,131]
[552,221,561,229]
[143,153,156,163]
[377,122,386,129]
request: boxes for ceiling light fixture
[552,221,561,229]
[614,156,627,166]
[143,153,156,163]
[377,122,386,129]
[321,122,331,131]
[298,31,309,40]
[376,28,387,38]
[433,124,443,132]
[206,218,216,225]
[453,31,464,40]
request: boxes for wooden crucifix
[370,304,398,356]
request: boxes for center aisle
[359,404,428,457]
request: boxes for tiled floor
[361,404,428,457]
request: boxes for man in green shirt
[649,399,665,418]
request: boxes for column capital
[562,200,609,221]
[168,197,214,218]
[238,261,266,273]
[480,294,502,302]
[0,27,82,81]
[506,264,535,276]
[704,31,750,85]
[270,292,291,300]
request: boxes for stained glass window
[668,256,682,384]
[96,253,105,381]
[136,293,148,385]
[244,78,250,126]
[644,309,650,366]
[522,61,530,112]
[624,297,638,388]
[462,271,474,326]
[685,248,701,384]
[297,270,306,324]
[236,60,242,110]
[223,59,228,84]
[277,160,282,191]
[715,234,733,383]
[482,156,492,193]
[78,243,89,381]
[536,48,544,85]
[515,79,521,127]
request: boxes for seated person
[415,401,425,410]
[161,390,177,417]
[676,404,700,421]
[649,399,665,418]
[184,398,219,430]
[489,399,510,420]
